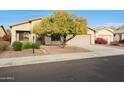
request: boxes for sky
[0,10,124,29]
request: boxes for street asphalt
[0,55,124,82]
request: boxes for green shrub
[12,41,23,51]
[12,41,41,51]
[0,41,10,51]
[22,41,32,49]
[32,42,41,49]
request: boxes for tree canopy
[33,11,88,47]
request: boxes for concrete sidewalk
[0,45,124,68]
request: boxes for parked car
[95,38,108,44]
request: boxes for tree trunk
[61,34,66,48]
[61,34,76,48]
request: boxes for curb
[0,51,124,68]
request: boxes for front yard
[0,48,44,58]
[0,45,90,58]
[42,46,90,54]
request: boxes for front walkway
[0,45,124,68]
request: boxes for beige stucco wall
[66,35,91,46]
[95,29,114,44]
[66,28,95,46]
[11,23,31,31]
[87,28,95,44]
[31,20,41,26]
[11,19,41,44]
[114,34,120,41]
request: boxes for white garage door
[66,35,91,46]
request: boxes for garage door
[66,35,91,46]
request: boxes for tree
[6,29,11,36]
[33,11,87,47]
[5,29,11,42]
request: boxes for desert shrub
[32,42,41,49]
[95,38,108,44]
[0,41,10,51]
[12,41,23,51]
[22,41,32,49]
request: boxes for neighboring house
[114,28,124,41]
[0,25,7,40]
[94,27,114,44]
[10,17,95,45]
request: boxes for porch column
[120,34,122,41]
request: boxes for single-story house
[0,25,7,40]
[114,28,124,41]
[10,17,95,46]
[94,27,114,44]
[10,18,42,44]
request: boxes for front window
[51,34,60,41]
[18,31,30,41]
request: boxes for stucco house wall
[10,18,42,44]
[66,28,95,46]
[114,29,124,41]
[87,28,95,44]
[114,34,120,41]
[66,35,91,46]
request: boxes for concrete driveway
[0,45,124,68]
[75,44,124,56]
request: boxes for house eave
[88,27,96,32]
[10,17,42,28]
